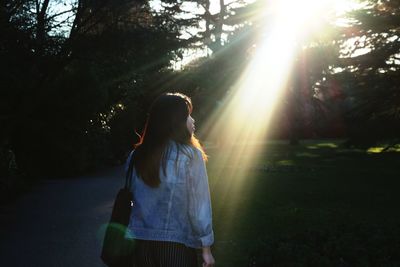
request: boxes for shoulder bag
[101,152,136,267]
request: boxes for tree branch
[45,8,77,22]
[7,0,25,19]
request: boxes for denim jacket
[125,142,214,249]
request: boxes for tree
[182,0,400,144]
[0,0,186,176]
[315,0,400,146]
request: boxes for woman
[126,93,215,267]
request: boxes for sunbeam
[200,0,363,237]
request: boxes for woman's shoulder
[168,141,200,159]
[180,145,204,163]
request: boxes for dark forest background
[1,0,399,182]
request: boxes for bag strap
[125,151,135,190]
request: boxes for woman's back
[127,142,214,249]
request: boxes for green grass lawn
[206,140,400,266]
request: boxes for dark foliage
[247,223,400,267]
[0,0,184,179]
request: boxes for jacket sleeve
[186,149,214,247]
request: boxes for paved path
[0,167,126,267]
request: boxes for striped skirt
[132,240,199,267]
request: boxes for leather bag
[101,153,135,267]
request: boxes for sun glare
[201,0,363,233]
[205,0,363,148]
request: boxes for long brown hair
[133,93,206,187]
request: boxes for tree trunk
[214,0,225,52]
[36,0,50,56]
